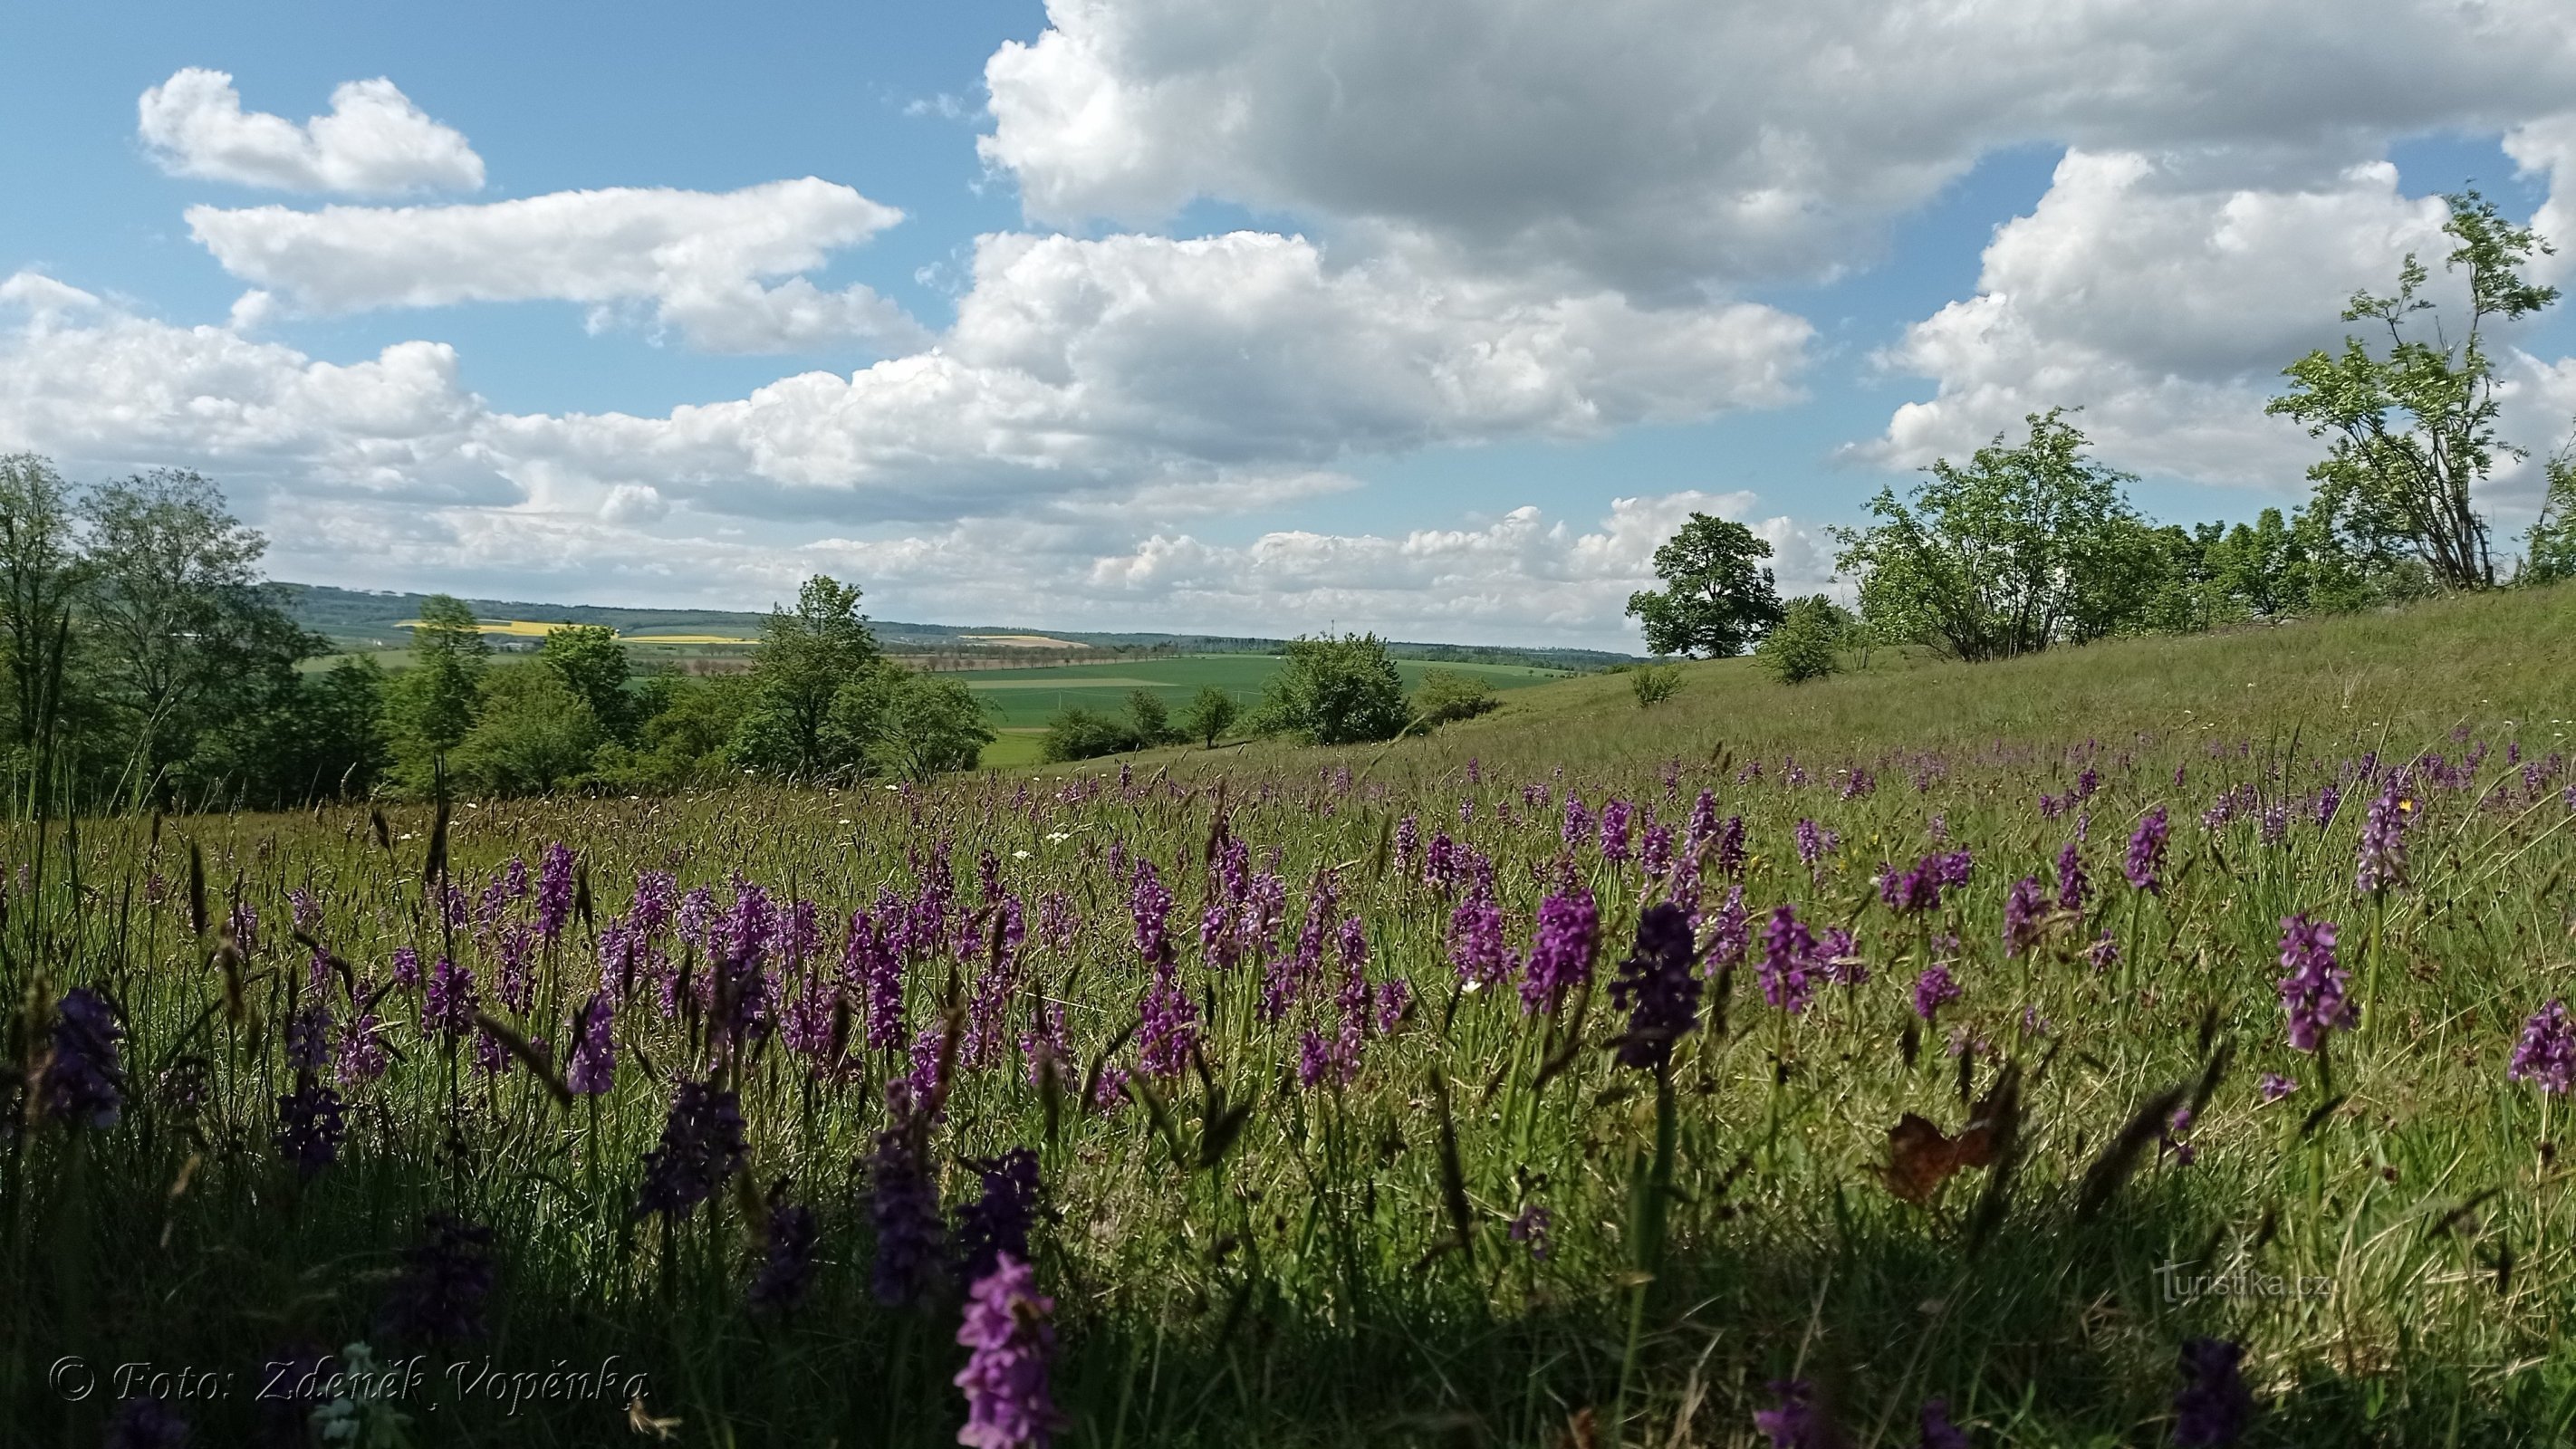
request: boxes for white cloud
[138,68,484,196]
[982,0,2576,294]
[185,178,924,354]
[2506,112,2576,283]
[1863,150,2467,484]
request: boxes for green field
[949,652,1569,730]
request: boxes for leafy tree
[1408,669,1499,730]
[2268,190,2560,590]
[0,456,87,769]
[2523,448,2576,586]
[1625,513,1785,657]
[732,575,881,780]
[1040,705,1139,763]
[1175,686,1240,748]
[79,469,320,785]
[1831,410,2148,661]
[451,664,603,797]
[591,672,753,792]
[1251,633,1409,745]
[1629,662,1683,707]
[871,673,995,782]
[1757,596,1850,684]
[189,656,391,806]
[540,624,635,741]
[1125,688,1177,746]
[395,594,490,751]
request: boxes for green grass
[9,586,2576,1447]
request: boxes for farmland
[5,582,2576,1446]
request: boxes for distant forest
[285,583,1638,672]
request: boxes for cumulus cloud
[138,68,484,195]
[186,178,925,354]
[982,0,2576,294]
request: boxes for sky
[4,1,2575,650]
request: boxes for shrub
[1176,686,1241,747]
[1758,596,1850,685]
[1250,633,1409,745]
[1629,663,1684,707]
[1125,688,1177,746]
[1409,669,1500,730]
[1040,705,1139,763]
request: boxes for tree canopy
[1624,513,1783,657]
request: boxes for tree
[540,624,635,741]
[451,664,602,796]
[2523,448,2576,586]
[1250,634,1409,745]
[1175,686,1240,748]
[1831,410,2148,661]
[1757,596,1850,684]
[79,468,320,784]
[733,575,881,779]
[591,672,753,792]
[190,656,391,806]
[871,673,995,782]
[1040,705,1139,763]
[1624,513,1784,657]
[0,456,87,769]
[396,594,490,751]
[1408,669,1499,730]
[2268,190,2560,591]
[1124,688,1176,746]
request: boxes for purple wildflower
[2276,914,2355,1052]
[102,1396,191,1449]
[389,945,420,990]
[424,955,475,1037]
[1521,886,1600,1014]
[379,1212,495,1343]
[956,1147,1043,1285]
[1508,1204,1551,1260]
[748,1190,820,1318]
[1599,799,1634,864]
[2054,840,2089,916]
[1705,885,1749,974]
[2508,1000,2576,1096]
[2257,1073,2298,1104]
[954,1254,1061,1449]
[2356,781,2413,895]
[637,1079,747,1220]
[1753,1378,1837,1448]
[2173,1337,2254,1446]
[41,986,125,1128]
[2125,807,2169,894]
[1759,906,1818,1016]
[285,1002,332,1072]
[2003,874,2046,957]
[337,1005,388,1088]
[273,1078,347,1178]
[534,841,576,942]
[568,993,615,1096]
[1608,903,1702,1071]
[1916,1398,1968,1449]
[1913,965,1961,1022]
[870,1087,945,1307]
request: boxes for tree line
[1625,189,2576,680]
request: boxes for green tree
[1756,596,1851,684]
[1408,669,1499,730]
[1624,513,1784,657]
[79,468,320,785]
[189,656,390,806]
[2268,190,2560,590]
[451,664,603,796]
[871,673,995,781]
[1831,409,2148,661]
[0,456,88,775]
[1040,705,1139,763]
[591,672,753,792]
[1251,633,1409,745]
[540,624,635,741]
[733,575,881,780]
[2523,448,2576,585]
[1125,688,1176,746]
[1175,686,1240,747]
[395,594,490,751]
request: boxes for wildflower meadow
[5,584,2576,1447]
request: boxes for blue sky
[5,1,2573,647]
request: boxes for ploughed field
[7,584,2576,1446]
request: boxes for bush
[1629,663,1684,707]
[871,673,995,780]
[450,664,602,796]
[1409,669,1500,730]
[1176,686,1241,747]
[1250,633,1409,745]
[1040,705,1139,763]
[1758,596,1850,685]
[1125,688,1177,746]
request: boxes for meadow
[5,584,2576,1447]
